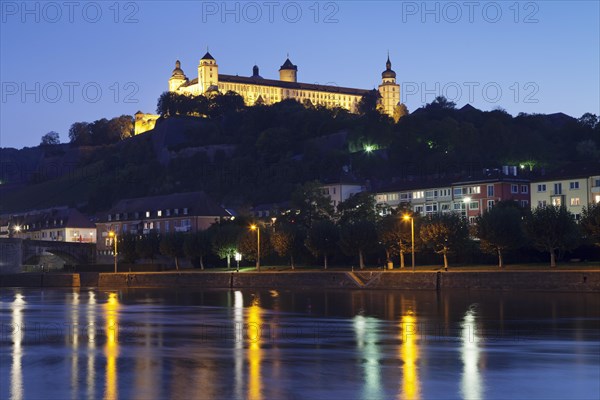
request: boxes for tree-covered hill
[1,93,598,215]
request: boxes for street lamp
[235,251,242,272]
[402,214,415,272]
[108,231,118,273]
[250,224,260,272]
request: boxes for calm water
[0,288,598,400]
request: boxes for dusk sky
[1,1,598,149]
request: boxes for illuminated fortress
[172,51,400,114]
[135,51,402,135]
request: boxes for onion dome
[171,60,186,79]
[381,55,396,79]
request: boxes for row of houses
[3,166,599,256]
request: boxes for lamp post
[403,215,415,272]
[250,224,260,272]
[108,231,118,273]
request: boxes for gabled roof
[107,191,229,219]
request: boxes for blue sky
[1,1,599,149]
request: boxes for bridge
[0,238,96,273]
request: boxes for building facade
[96,191,230,254]
[3,207,96,243]
[375,176,531,222]
[530,173,600,219]
[168,52,400,117]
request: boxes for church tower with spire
[378,54,400,117]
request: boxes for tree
[393,103,409,123]
[290,181,336,228]
[357,90,382,115]
[476,201,525,268]
[337,192,379,269]
[160,233,185,270]
[337,192,377,226]
[305,220,339,269]
[420,213,469,270]
[271,223,305,269]
[40,131,60,146]
[136,232,160,262]
[183,230,212,269]
[238,227,272,266]
[210,223,242,268]
[108,115,134,140]
[426,96,456,110]
[377,209,415,268]
[580,203,600,247]
[118,233,139,264]
[68,122,91,145]
[525,206,580,267]
[339,220,378,269]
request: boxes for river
[1,288,598,399]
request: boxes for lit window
[570,197,581,206]
[552,197,562,206]
[146,211,150,218]
[157,210,162,217]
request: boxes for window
[156,221,161,230]
[166,209,170,217]
[469,201,479,210]
[574,214,581,221]
[569,181,579,190]
[134,212,139,219]
[157,210,162,217]
[175,209,179,215]
[511,185,518,194]
[554,183,562,195]
[538,200,547,208]
[122,224,127,233]
[570,197,581,206]
[183,208,189,215]
[595,195,600,204]
[108,214,112,222]
[425,190,434,199]
[414,205,424,213]
[521,200,529,208]
[441,204,450,211]
[594,179,600,187]
[165,221,170,232]
[487,200,494,209]
[425,204,438,213]
[454,188,463,197]
[537,184,546,192]
[469,216,477,224]
[146,211,150,218]
[551,197,562,206]
[115,213,120,221]
[487,185,494,197]
[413,191,424,199]
[520,185,528,194]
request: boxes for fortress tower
[279,57,298,83]
[378,55,401,117]
[198,51,219,93]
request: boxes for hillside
[1,98,598,214]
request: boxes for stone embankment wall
[1,271,598,292]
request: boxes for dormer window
[146,211,150,218]
[157,210,162,217]
[183,208,188,215]
[174,209,179,216]
[108,214,112,222]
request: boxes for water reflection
[461,306,483,400]
[247,295,263,400]
[354,315,383,399]
[70,291,80,399]
[86,291,97,400]
[10,293,25,400]
[400,313,420,400]
[234,291,244,399]
[104,293,119,400]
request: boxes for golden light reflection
[104,293,120,400]
[400,313,421,400]
[10,293,25,400]
[460,307,482,400]
[87,291,97,400]
[234,291,244,399]
[247,296,263,400]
